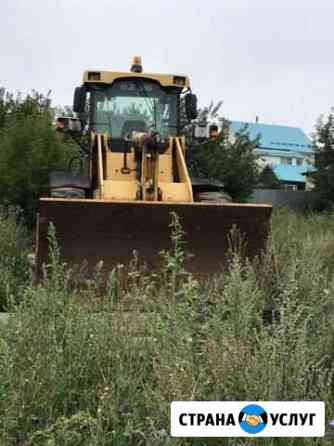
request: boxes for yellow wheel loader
[36,58,272,275]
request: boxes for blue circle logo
[239,404,268,434]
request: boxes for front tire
[50,187,85,199]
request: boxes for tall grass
[0,208,31,310]
[0,209,334,445]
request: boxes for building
[229,120,315,190]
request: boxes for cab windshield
[91,79,179,138]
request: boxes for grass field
[0,208,333,445]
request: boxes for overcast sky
[1,0,334,134]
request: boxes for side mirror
[73,86,87,114]
[185,93,198,120]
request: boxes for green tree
[313,112,334,209]
[0,90,74,225]
[188,118,260,201]
[258,164,281,189]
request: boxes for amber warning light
[131,56,143,73]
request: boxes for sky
[1,0,334,134]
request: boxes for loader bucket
[36,198,272,276]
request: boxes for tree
[0,89,74,225]
[312,112,334,209]
[186,104,260,202]
[258,165,281,189]
[180,99,223,139]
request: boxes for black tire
[50,187,85,199]
[198,191,232,203]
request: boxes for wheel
[198,191,232,203]
[50,187,85,199]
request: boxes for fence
[249,189,318,209]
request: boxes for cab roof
[83,70,190,88]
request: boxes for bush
[313,112,334,209]
[258,165,281,189]
[0,89,75,226]
[0,209,333,444]
[188,123,259,201]
[0,208,31,311]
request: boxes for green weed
[0,208,333,445]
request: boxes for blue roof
[273,165,314,183]
[229,121,314,153]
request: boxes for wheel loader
[36,57,272,275]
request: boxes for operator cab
[72,57,197,147]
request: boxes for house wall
[258,153,310,167]
[260,155,281,166]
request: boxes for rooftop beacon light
[131,56,143,73]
